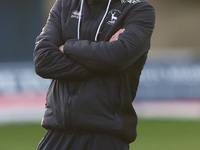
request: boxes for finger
[117,29,125,34]
[109,29,125,42]
[59,45,64,53]
[116,29,125,35]
[113,29,125,38]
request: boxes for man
[34,0,155,149]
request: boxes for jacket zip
[65,96,72,128]
[65,82,79,128]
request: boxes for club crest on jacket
[107,9,121,25]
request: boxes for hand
[109,28,125,42]
[59,45,64,53]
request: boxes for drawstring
[94,0,112,41]
[77,0,84,40]
[77,0,112,41]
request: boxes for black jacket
[34,0,155,143]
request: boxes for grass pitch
[0,119,199,150]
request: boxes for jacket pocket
[69,75,124,133]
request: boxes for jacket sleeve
[34,0,93,80]
[63,3,155,72]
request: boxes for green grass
[130,119,200,150]
[0,122,46,150]
[0,119,200,150]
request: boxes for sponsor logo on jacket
[71,10,80,19]
[121,0,140,4]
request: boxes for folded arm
[63,3,155,72]
[34,0,93,80]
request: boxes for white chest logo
[111,12,117,21]
[71,10,80,19]
[107,9,121,25]
[121,0,141,4]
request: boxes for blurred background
[0,0,200,149]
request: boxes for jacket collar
[87,0,111,4]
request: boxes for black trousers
[37,130,129,150]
